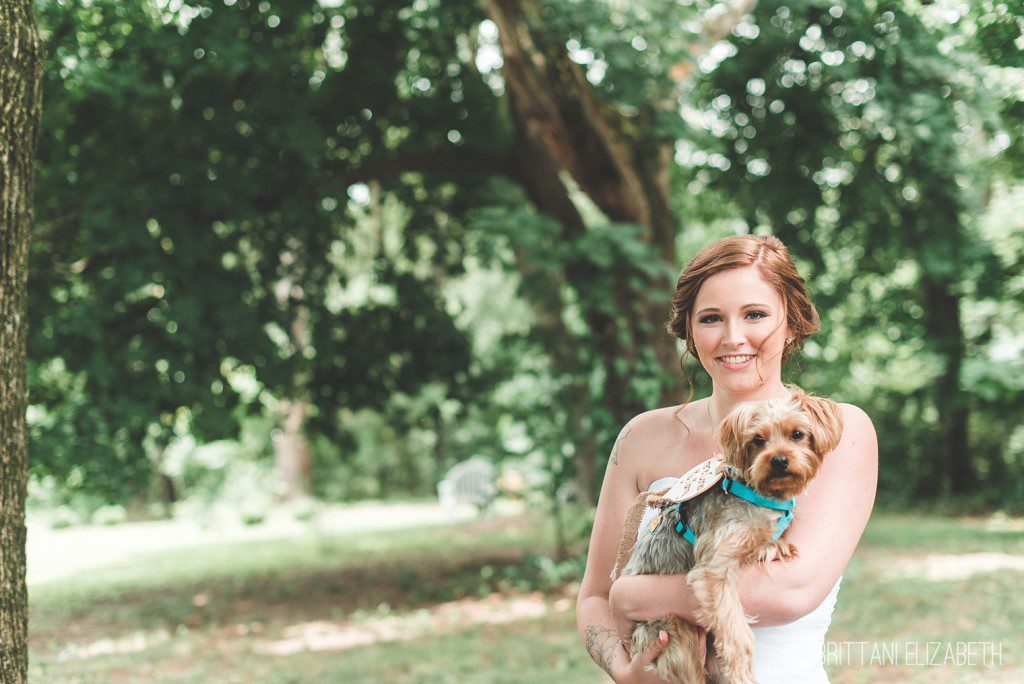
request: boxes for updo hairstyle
[666,235,819,407]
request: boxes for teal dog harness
[672,468,796,544]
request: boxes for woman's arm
[608,555,829,641]
[576,416,642,677]
[610,404,878,637]
[576,411,674,680]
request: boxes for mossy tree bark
[0,0,43,680]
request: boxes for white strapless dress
[639,476,841,683]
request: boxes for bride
[576,234,877,683]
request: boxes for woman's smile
[716,353,756,370]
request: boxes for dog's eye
[791,430,804,440]
[752,435,766,447]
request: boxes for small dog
[617,387,843,683]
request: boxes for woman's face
[690,266,790,395]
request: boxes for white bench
[438,458,498,514]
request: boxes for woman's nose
[723,320,744,347]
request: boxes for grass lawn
[28,509,1024,682]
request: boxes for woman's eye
[700,311,765,325]
[791,430,804,440]
[752,435,766,446]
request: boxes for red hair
[667,235,820,410]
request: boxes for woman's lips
[717,353,755,370]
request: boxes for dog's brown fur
[619,387,843,683]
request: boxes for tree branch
[485,0,652,225]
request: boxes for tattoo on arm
[585,623,621,676]
[610,421,632,466]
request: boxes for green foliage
[91,504,129,526]
[48,506,79,530]
[27,0,1024,512]
[33,0,309,496]
[31,0,480,502]
[162,414,282,524]
[682,0,1023,500]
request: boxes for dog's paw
[757,538,799,564]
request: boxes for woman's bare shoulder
[634,403,695,430]
[612,401,708,490]
[836,403,876,438]
[830,402,878,472]
[837,401,870,418]
[618,402,699,445]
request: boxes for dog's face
[714,390,844,500]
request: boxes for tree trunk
[505,119,603,503]
[486,0,680,419]
[430,403,447,484]
[273,246,313,500]
[0,2,43,679]
[921,274,972,495]
[275,396,313,499]
[152,445,177,517]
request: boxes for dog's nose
[770,455,789,471]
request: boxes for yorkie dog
[616,387,843,683]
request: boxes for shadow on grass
[30,511,580,651]
[29,511,1024,683]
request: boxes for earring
[786,337,794,346]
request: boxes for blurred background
[27,0,1023,681]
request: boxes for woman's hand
[610,629,673,683]
[609,574,708,683]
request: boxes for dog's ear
[795,392,844,455]
[714,401,757,458]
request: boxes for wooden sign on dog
[658,454,726,503]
